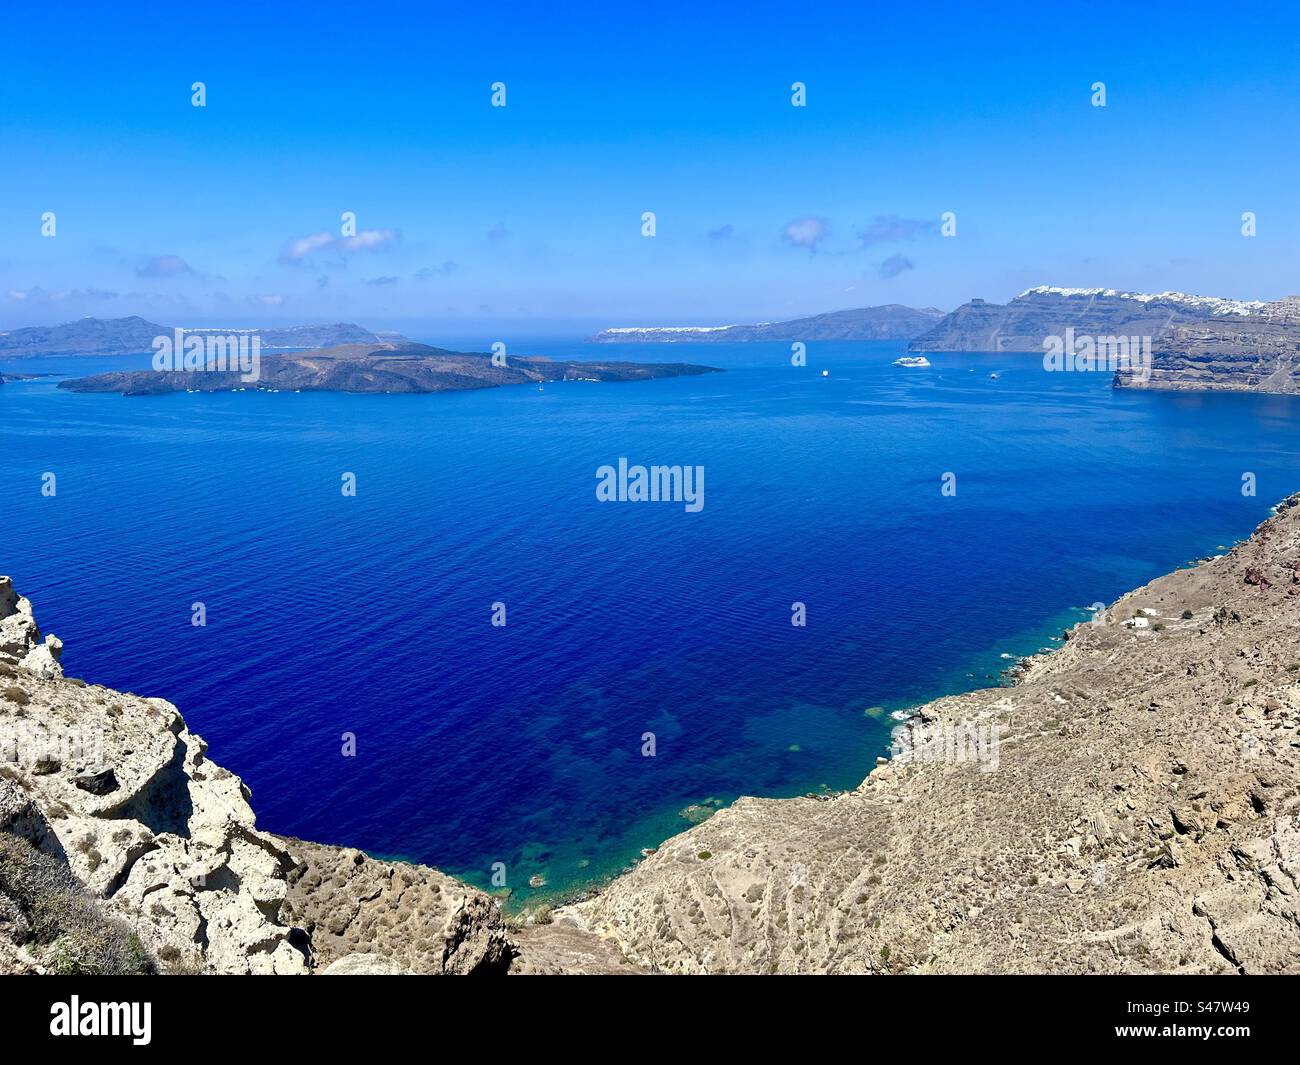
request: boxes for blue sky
[2,1,1298,336]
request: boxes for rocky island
[57,341,720,396]
[5,493,1300,974]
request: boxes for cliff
[908,286,1264,354]
[0,575,510,974]
[906,286,1300,395]
[1114,297,1300,393]
[5,496,1300,974]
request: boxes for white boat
[893,356,930,368]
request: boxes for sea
[3,338,1297,905]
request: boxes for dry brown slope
[563,499,1300,973]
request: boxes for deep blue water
[2,339,1298,904]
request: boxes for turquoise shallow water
[2,339,1297,905]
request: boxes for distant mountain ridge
[0,316,398,359]
[590,304,944,343]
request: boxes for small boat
[989,372,999,380]
[893,356,930,368]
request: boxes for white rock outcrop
[0,573,512,974]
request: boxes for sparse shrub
[159,952,205,976]
[2,686,29,706]
[32,756,60,775]
[1181,610,1194,620]
[0,834,155,975]
[0,662,15,678]
[1245,679,1259,687]
[51,930,151,976]
[697,851,711,861]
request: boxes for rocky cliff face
[908,286,1265,353]
[909,286,1300,395]
[6,493,1300,974]
[1114,297,1300,393]
[0,575,512,975]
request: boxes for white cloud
[280,228,400,264]
[282,233,335,262]
[340,228,399,252]
[782,216,828,253]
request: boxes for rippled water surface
[3,340,1297,901]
